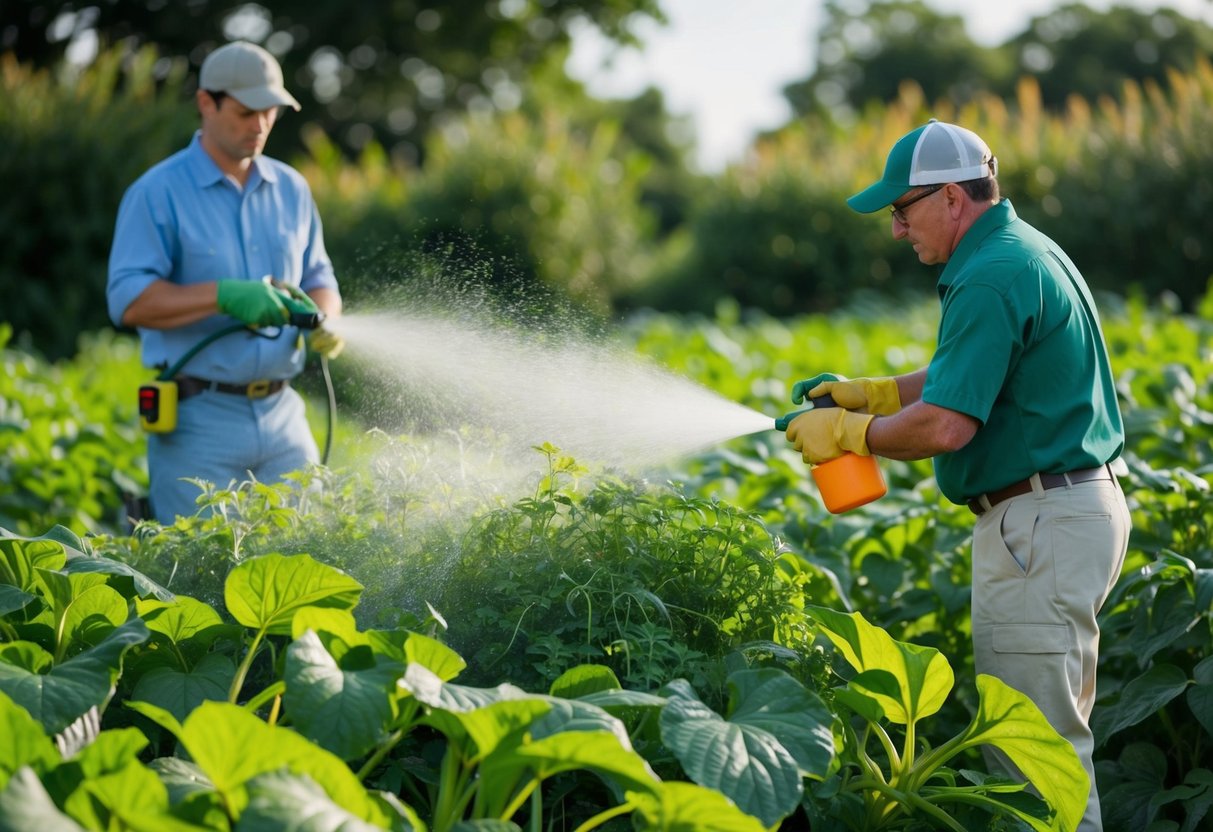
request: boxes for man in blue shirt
[108,41,343,524]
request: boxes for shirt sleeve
[921,282,1021,424]
[106,180,175,327]
[298,184,339,297]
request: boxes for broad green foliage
[808,607,1087,832]
[0,326,147,535]
[1,290,1211,827]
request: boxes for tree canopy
[1,0,662,162]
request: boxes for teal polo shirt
[921,199,1124,504]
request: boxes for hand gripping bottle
[796,394,888,514]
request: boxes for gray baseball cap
[199,41,300,111]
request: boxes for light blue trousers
[971,475,1130,832]
[147,385,317,523]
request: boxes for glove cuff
[837,411,876,456]
[868,378,902,416]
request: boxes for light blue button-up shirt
[107,132,339,383]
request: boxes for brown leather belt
[967,464,1114,516]
[176,375,289,401]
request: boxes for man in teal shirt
[783,120,1129,832]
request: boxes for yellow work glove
[308,327,345,359]
[785,407,876,465]
[792,373,901,415]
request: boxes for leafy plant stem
[572,802,632,832]
[355,727,405,782]
[241,680,286,713]
[228,627,267,702]
[500,777,540,822]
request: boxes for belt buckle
[246,380,272,399]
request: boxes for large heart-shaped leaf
[135,596,223,645]
[807,605,953,724]
[0,619,148,734]
[726,668,834,778]
[550,664,621,699]
[131,653,234,723]
[225,554,362,637]
[166,701,391,827]
[953,674,1089,832]
[659,677,803,828]
[283,630,399,760]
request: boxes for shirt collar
[184,131,277,189]
[938,198,1017,290]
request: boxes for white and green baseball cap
[846,119,997,213]
[200,41,301,112]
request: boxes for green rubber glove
[792,373,901,415]
[785,407,876,464]
[276,282,321,318]
[790,373,842,404]
[216,279,288,326]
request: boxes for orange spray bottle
[776,394,887,513]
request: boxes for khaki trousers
[971,473,1130,832]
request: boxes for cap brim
[229,86,301,112]
[846,180,912,214]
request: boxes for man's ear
[944,183,966,217]
[196,89,216,117]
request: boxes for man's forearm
[894,368,928,406]
[121,280,221,329]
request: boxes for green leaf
[0,536,68,593]
[71,727,148,776]
[238,770,394,832]
[1149,768,1213,832]
[627,781,768,831]
[62,761,170,831]
[659,678,803,828]
[61,583,128,649]
[224,553,362,637]
[0,767,87,831]
[954,674,1090,832]
[550,664,621,699]
[130,653,234,724]
[0,691,59,791]
[401,631,466,682]
[726,668,834,778]
[62,557,174,602]
[0,619,148,734]
[1092,664,1190,747]
[807,605,953,724]
[0,585,36,616]
[577,688,667,712]
[483,730,660,800]
[176,701,391,827]
[135,596,224,645]
[283,630,398,761]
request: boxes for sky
[566,0,1213,171]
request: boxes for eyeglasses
[890,185,943,225]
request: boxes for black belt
[967,464,1114,516]
[175,375,289,401]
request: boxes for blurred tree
[0,0,663,163]
[783,0,1011,123]
[782,0,1213,123]
[1008,3,1213,107]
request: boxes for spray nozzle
[288,310,326,330]
[774,393,837,431]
